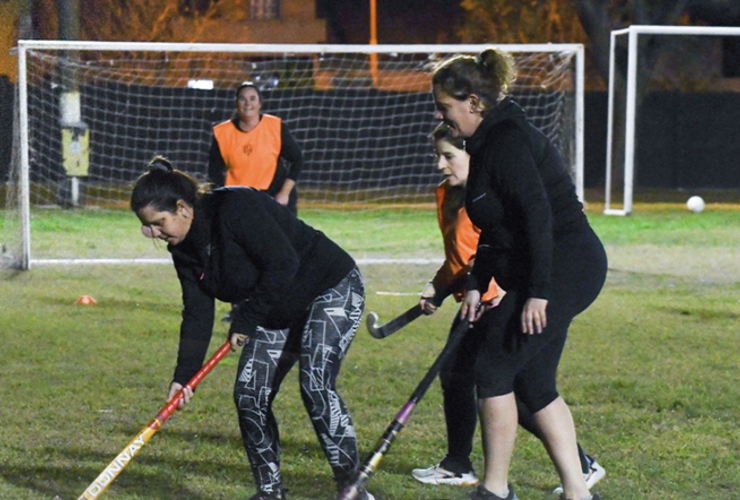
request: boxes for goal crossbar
[18,40,584,54]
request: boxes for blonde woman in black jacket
[432,50,607,500]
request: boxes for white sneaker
[411,463,479,486]
[552,458,606,495]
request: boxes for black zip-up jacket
[464,97,587,300]
[167,187,355,384]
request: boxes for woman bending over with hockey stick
[431,49,607,500]
[411,123,604,495]
[131,157,374,500]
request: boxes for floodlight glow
[187,79,214,90]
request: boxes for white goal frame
[605,24,740,216]
[11,40,584,269]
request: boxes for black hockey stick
[365,279,463,339]
[338,317,471,500]
[365,305,423,339]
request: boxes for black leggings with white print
[233,267,365,496]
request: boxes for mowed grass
[1,205,446,261]
[1,202,740,500]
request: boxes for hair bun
[147,155,173,174]
[478,49,498,70]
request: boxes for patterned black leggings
[233,267,365,495]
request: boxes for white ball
[686,196,705,213]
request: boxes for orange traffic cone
[75,295,97,305]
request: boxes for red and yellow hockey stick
[55,341,231,500]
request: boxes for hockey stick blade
[366,304,423,339]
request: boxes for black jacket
[167,187,355,383]
[464,97,586,300]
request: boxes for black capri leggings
[473,224,607,412]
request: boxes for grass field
[1,201,740,500]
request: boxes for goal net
[605,25,740,215]
[3,41,583,268]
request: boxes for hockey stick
[366,305,423,339]
[366,278,467,339]
[338,317,471,500]
[56,341,232,500]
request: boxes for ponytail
[477,48,515,101]
[130,155,206,213]
[432,47,517,111]
[146,156,174,175]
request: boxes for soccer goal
[3,41,583,269]
[604,24,740,215]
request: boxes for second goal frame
[605,25,740,216]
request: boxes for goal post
[605,25,740,216]
[4,41,584,269]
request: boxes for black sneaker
[248,488,287,500]
[558,494,602,500]
[468,484,517,500]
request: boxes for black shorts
[473,224,607,411]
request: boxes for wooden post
[369,0,378,87]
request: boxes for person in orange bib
[410,124,605,496]
[209,82,305,322]
[208,81,303,214]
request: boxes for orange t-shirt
[212,114,282,189]
[432,181,498,303]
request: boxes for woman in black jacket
[130,157,373,500]
[431,49,607,500]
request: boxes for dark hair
[130,156,204,213]
[432,48,516,113]
[235,81,263,104]
[442,184,466,222]
[430,122,465,150]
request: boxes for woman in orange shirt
[209,82,305,322]
[411,124,604,495]
[208,81,302,214]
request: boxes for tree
[572,0,699,88]
[458,0,588,45]
[32,0,251,42]
[457,0,602,85]
[458,0,740,88]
